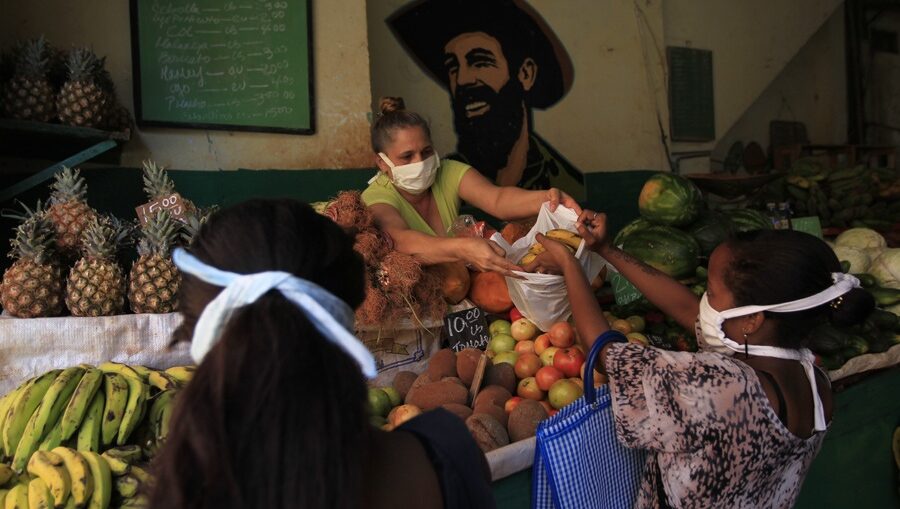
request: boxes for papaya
[469,271,513,314]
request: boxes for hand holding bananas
[521,231,582,274]
[575,209,610,254]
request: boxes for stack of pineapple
[1,36,131,132]
[0,161,212,318]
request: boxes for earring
[743,331,750,339]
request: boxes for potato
[508,399,548,442]
[466,413,510,453]
[406,380,468,411]
[427,348,458,381]
[456,348,485,386]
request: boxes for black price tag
[443,307,490,352]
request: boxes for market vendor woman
[362,97,580,276]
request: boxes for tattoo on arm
[608,248,663,276]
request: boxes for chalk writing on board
[444,307,491,352]
[132,0,312,132]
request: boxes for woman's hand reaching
[463,238,522,277]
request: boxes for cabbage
[835,228,886,251]
[832,245,871,274]
[869,249,900,289]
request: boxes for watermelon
[723,209,773,232]
[620,225,701,279]
[686,210,735,257]
[638,173,702,227]
[613,217,652,246]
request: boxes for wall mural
[388,0,584,196]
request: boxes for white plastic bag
[490,203,607,331]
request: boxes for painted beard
[452,78,525,182]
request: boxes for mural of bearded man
[389,0,584,198]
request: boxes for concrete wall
[709,7,847,173]
[367,0,671,173]
[0,0,374,170]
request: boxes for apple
[388,404,422,427]
[509,306,524,323]
[492,351,519,366]
[514,340,535,355]
[548,379,583,409]
[511,318,539,342]
[553,347,586,378]
[549,322,575,348]
[514,353,542,379]
[610,319,633,335]
[626,315,646,333]
[488,333,516,353]
[381,386,402,407]
[504,396,523,414]
[534,334,551,355]
[535,366,564,391]
[539,346,560,367]
[489,319,512,337]
[368,388,392,418]
[517,377,546,401]
[626,332,650,346]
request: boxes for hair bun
[828,287,875,327]
[378,96,405,115]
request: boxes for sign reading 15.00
[444,307,490,352]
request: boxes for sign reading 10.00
[443,307,490,352]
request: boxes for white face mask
[695,272,860,432]
[371,152,440,195]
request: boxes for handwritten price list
[133,0,311,131]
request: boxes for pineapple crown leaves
[137,210,180,257]
[15,36,51,80]
[50,166,88,204]
[1,199,47,223]
[141,160,177,199]
[179,206,217,246]
[64,47,105,83]
[80,215,131,260]
[8,212,56,264]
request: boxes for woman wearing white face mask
[526,213,874,509]
[361,97,581,276]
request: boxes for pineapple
[47,166,96,257]
[129,210,181,314]
[179,206,216,247]
[66,216,129,316]
[3,36,56,122]
[56,47,110,127]
[142,160,196,214]
[0,207,64,317]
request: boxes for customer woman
[526,214,874,508]
[362,97,581,276]
[149,199,494,509]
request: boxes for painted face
[443,32,511,118]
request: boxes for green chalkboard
[129,0,314,133]
[667,46,714,142]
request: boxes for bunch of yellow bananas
[0,362,194,508]
[518,229,583,266]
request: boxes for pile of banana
[0,362,194,508]
[518,229,583,266]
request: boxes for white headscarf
[173,248,377,379]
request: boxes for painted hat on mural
[388,0,574,109]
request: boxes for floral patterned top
[605,343,829,509]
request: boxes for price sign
[611,272,643,305]
[791,216,824,239]
[135,193,189,225]
[443,307,490,352]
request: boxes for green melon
[686,210,735,257]
[638,173,702,227]
[613,217,652,247]
[723,209,773,232]
[620,225,701,279]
